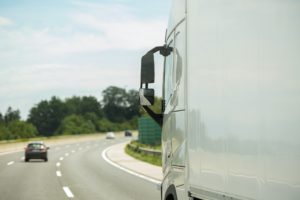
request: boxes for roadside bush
[56,114,96,135]
[7,121,38,139]
[0,124,10,140]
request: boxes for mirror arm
[142,106,163,127]
[147,45,173,57]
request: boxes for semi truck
[139,0,300,200]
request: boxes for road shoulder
[103,142,163,182]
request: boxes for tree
[56,114,95,135]
[4,107,20,124]
[28,97,68,136]
[0,112,3,124]
[102,86,140,123]
[65,96,103,118]
[102,86,127,122]
[125,89,140,119]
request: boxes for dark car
[124,130,132,137]
[25,141,49,162]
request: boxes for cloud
[0,16,12,26]
[0,2,167,56]
[0,63,139,97]
[71,13,166,48]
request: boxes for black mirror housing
[141,53,155,84]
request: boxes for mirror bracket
[147,45,173,57]
[142,106,163,127]
[159,45,173,57]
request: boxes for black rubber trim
[165,185,178,200]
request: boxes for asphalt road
[0,137,160,200]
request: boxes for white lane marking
[101,146,161,185]
[56,171,62,177]
[59,157,64,161]
[21,156,25,160]
[7,161,14,166]
[56,162,61,167]
[65,153,69,157]
[0,150,23,156]
[63,186,74,198]
[71,150,75,153]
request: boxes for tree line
[0,86,141,140]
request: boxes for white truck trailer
[139,0,300,200]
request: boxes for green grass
[125,143,162,166]
[130,140,161,150]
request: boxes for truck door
[162,20,186,188]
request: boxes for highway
[0,138,160,200]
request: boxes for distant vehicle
[139,0,300,199]
[124,130,132,137]
[25,141,49,162]
[106,132,115,139]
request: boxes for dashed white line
[71,150,75,153]
[56,171,62,177]
[56,162,61,167]
[59,157,64,161]
[65,153,69,157]
[21,156,25,160]
[7,161,14,166]
[63,186,74,198]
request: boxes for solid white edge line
[63,186,74,198]
[7,161,14,166]
[101,145,161,185]
[56,171,62,177]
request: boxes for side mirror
[141,53,155,84]
[139,88,154,106]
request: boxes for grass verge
[125,142,162,167]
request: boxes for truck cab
[139,0,300,200]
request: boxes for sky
[0,0,171,119]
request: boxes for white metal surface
[186,0,300,199]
